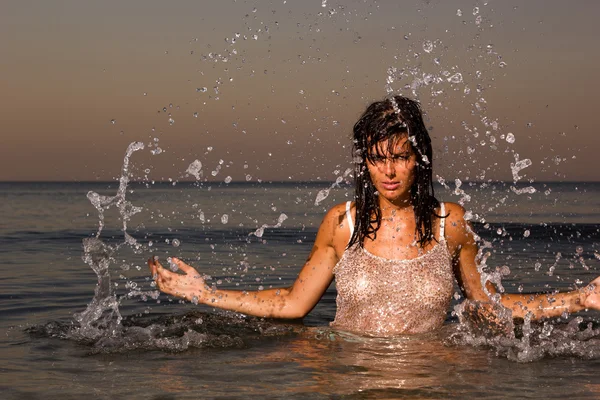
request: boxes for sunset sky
[1,0,599,182]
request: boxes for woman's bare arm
[148,204,348,319]
[445,202,600,319]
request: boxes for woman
[148,95,600,336]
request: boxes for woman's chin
[377,190,411,204]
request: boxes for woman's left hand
[582,276,600,310]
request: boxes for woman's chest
[334,246,454,302]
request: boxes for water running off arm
[148,205,346,319]
[446,203,600,320]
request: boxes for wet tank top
[331,201,454,336]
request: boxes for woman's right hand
[148,257,206,302]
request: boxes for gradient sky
[1,0,599,182]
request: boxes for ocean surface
[1,181,600,399]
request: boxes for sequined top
[331,201,454,336]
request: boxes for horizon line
[0,179,599,184]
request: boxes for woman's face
[366,136,416,205]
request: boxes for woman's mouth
[381,181,401,190]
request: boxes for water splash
[29,311,302,354]
[70,142,158,342]
[315,168,352,206]
[449,300,600,362]
[186,159,203,180]
[27,141,303,353]
[510,154,532,182]
[87,142,145,239]
[250,213,288,238]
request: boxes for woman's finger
[171,257,195,274]
[147,257,157,276]
[154,260,174,281]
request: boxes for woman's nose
[382,160,396,176]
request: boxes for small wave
[447,300,600,362]
[26,311,304,354]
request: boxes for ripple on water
[26,311,303,354]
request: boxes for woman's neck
[378,197,414,219]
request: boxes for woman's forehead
[370,136,411,154]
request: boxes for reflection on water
[11,314,600,398]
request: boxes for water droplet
[167,257,178,271]
[505,133,515,143]
[221,214,229,224]
[473,7,480,15]
[523,229,530,238]
[110,119,116,124]
[456,9,462,17]
[576,246,584,255]
[510,156,532,181]
[447,73,463,84]
[499,61,507,68]
[172,239,181,247]
[168,118,175,125]
[186,160,203,180]
[224,176,232,183]
[422,40,433,53]
[511,185,536,195]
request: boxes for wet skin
[366,136,416,207]
[147,136,600,326]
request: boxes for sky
[1,0,599,182]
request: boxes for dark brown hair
[349,95,442,248]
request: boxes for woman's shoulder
[437,201,474,245]
[438,201,467,219]
[316,202,354,252]
[322,201,354,225]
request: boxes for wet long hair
[348,95,442,249]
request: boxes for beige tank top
[331,201,454,336]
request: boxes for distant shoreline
[0,180,599,185]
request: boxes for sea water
[3,0,600,396]
[1,177,600,398]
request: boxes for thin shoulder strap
[345,201,354,238]
[439,202,446,240]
